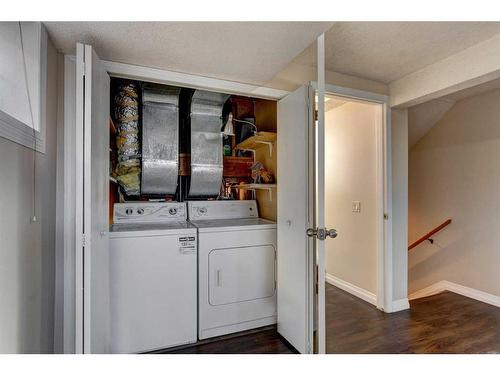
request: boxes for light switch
[352,201,361,213]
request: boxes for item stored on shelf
[250,161,274,184]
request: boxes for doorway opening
[322,93,385,353]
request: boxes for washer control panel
[188,200,258,221]
[114,202,187,223]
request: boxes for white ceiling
[293,22,500,83]
[44,22,500,88]
[44,22,332,86]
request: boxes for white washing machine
[188,200,277,339]
[109,202,197,353]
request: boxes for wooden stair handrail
[408,219,452,251]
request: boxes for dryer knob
[169,207,178,215]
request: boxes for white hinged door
[277,84,315,354]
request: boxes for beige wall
[325,101,379,294]
[0,37,58,353]
[409,88,500,296]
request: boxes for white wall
[391,109,409,302]
[409,88,500,296]
[325,101,379,294]
[0,36,58,353]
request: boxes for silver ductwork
[141,84,181,195]
[189,90,229,197]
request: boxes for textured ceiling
[293,22,500,83]
[44,21,332,86]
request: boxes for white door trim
[315,33,326,355]
[62,55,77,354]
[74,44,85,354]
[312,81,392,313]
[102,60,289,100]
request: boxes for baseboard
[389,298,410,312]
[409,280,500,308]
[325,273,376,306]
[408,280,448,300]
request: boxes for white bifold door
[75,43,111,353]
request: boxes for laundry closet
[105,76,279,353]
[67,43,317,355]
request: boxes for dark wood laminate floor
[163,283,500,354]
[326,283,500,354]
[155,326,296,354]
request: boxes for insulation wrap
[114,82,140,196]
[141,84,181,195]
[189,90,229,197]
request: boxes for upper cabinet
[0,22,47,152]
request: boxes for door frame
[60,58,292,353]
[312,82,391,312]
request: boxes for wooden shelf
[237,183,277,200]
[238,183,276,189]
[235,132,276,156]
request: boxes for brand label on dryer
[178,236,196,253]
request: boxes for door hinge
[384,213,389,220]
[81,234,87,247]
[315,265,318,294]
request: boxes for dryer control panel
[113,202,187,223]
[188,200,258,221]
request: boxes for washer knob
[125,208,133,215]
[198,207,207,215]
[137,208,144,215]
[169,207,178,215]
